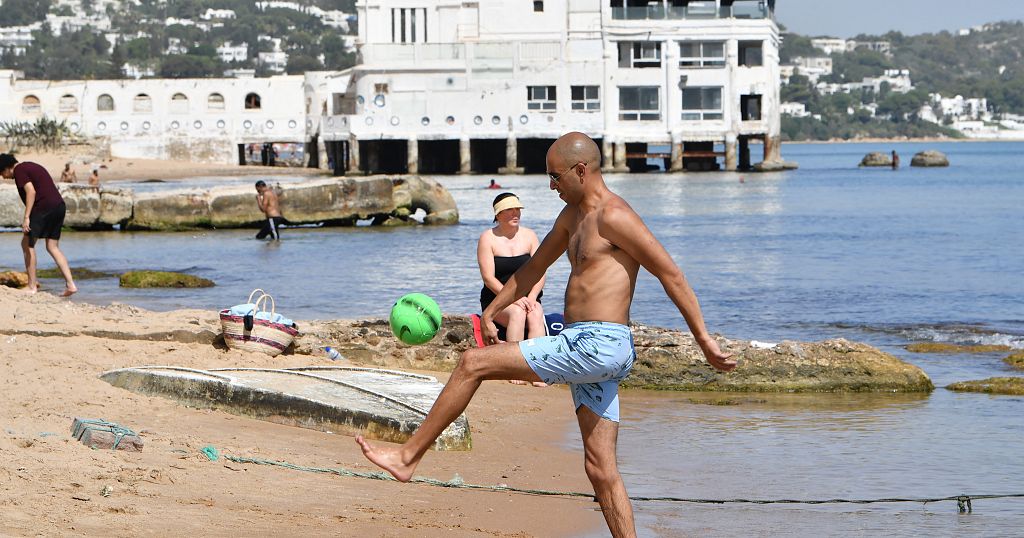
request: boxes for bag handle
[247,288,267,304]
[254,293,276,318]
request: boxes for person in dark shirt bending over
[0,154,77,296]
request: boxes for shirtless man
[357,132,736,537]
[254,180,285,240]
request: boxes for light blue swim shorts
[519,321,636,422]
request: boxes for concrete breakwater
[0,175,459,230]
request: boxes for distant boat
[100,366,471,451]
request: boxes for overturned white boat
[100,365,471,451]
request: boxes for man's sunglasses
[548,162,582,184]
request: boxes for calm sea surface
[3,141,1023,536]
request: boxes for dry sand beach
[12,147,326,183]
[0,287,604,536]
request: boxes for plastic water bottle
[324,346,343,361]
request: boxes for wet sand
[0,288,603,536]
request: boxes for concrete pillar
[347,135,361,175]
[316,138,327,169]
[407,138,418,174]
[668,136,683,172]
[498,135,524,174]
[738,137,751,170]
[612,141,629,173]
[764,135,782,162]
[601,139,613,170]
[725,135,737,171]
[458,137,471,174]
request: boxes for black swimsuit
[480,254,543,311]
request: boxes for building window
[170,93,189,114]
[527,86,557,111]
[618,86,660,121]
[681,87,723,120]
[132,94,152,113]
[679,41,725,68]
[741,94,762,120]
[97,94,114,112]
[533,1,544,11]
[618,41,661,68]
[739,40,763,66]
[392,7,426,43]
[21,95,41,114]
[208,93,225,111]
[58,94,78,113]
[571,86,600,111]
[245,92,261,109]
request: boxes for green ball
[389,293,442,345]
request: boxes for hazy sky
[776,0,1024,38]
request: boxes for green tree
[159,55,222,77]
[2,0,52,26]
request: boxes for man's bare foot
[355,435,416,482]
[60,286,77,297]
[22,286,38,295]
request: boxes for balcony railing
[611,2,770,21]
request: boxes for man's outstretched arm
[602,205,736,371]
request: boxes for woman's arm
[476,231,504,294]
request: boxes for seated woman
[477,192,546,345]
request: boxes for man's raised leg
[577,406,636,538]
[356,341,543,482]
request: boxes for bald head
[548,132,600,169]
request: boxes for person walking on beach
[891,150,900,170]
[357,132,736,537]
[255,180,285,240]
[0,154,77,296]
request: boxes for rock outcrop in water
[0,291,932,393]
[297,317,934,393]
[859,152,893,167]
[910,150,950,167]
[0,176,459,230]
[947,377,1024,395]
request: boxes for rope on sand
[223,455,1024,513]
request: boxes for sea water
[2,141,1022,536]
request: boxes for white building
[310,0,783,174]
[0,69,306,164]
[810,38,847,55]
[0,23,42,56]
[783,56,831,83]
[202,9,236,20]
[217,42,249,63]
[258,51,289,74]
[779,101,808,117]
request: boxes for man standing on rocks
[0,154,77,296]
[357,132,735,538]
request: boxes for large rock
[0,271,28,288]
[99,188,134,227]
[391,176,459,225]
[910,150,949,167]
[278,177,396,225]
[119,270,214,288]
[295,317,934,393]
[947,377,1024,395]
[57,185,101,228]
[859,152,893,167]
[128,191,212,230]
